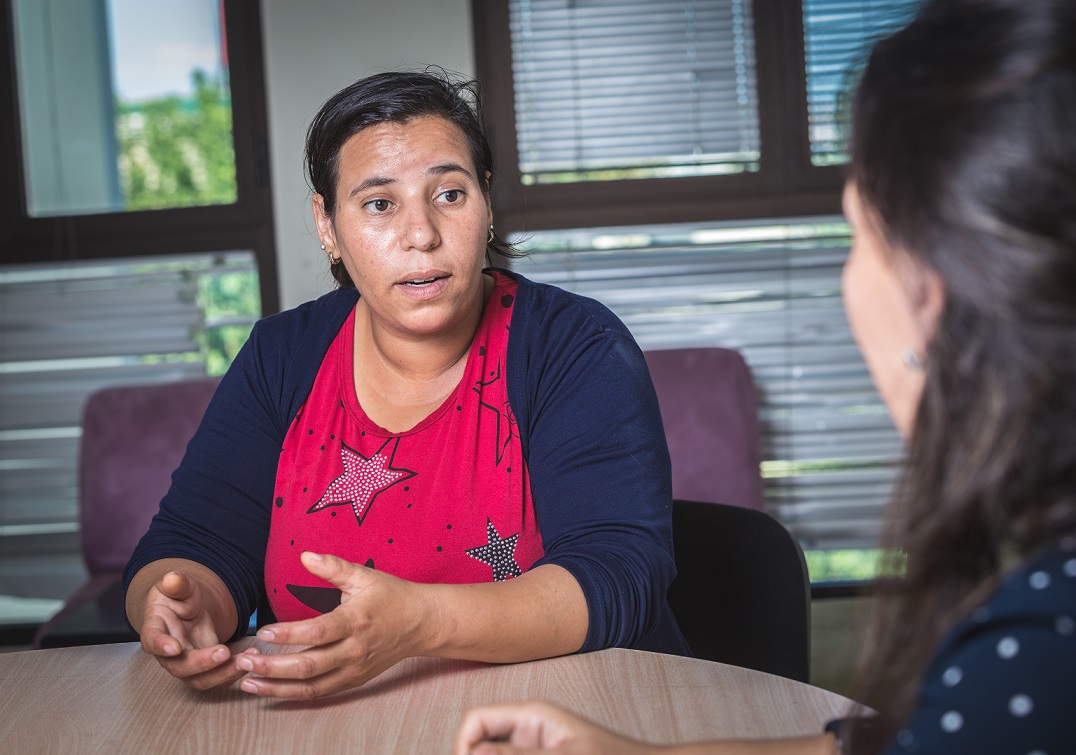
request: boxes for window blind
[804,0,922,165]
[0,251,258,614]
[511,218,903,550]
[509,0,760,183]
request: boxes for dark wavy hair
[843,0,1076,749]
[304,69,521,288]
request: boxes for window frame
[471,0,845,233]
[0,0,279,314]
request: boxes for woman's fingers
[234,555,427,698]
[239,665,353,699]
[235,642,338,680]
[456,703,566,753]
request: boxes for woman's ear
[312,194,336,248]
[906,260,946,346]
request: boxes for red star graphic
[308,437,415,525]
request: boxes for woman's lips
[395,272,450,299]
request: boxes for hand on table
[139,570,259,691]
[455,702,654,755]
[235,551,430,699]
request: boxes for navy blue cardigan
[125,269,689,655]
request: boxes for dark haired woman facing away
[122,70,688,699]
[457,0,1076,752]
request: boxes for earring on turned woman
[901,348,924,370]
[487,225,495,245]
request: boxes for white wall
[260,0,476,310]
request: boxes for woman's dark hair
[304,69,521,288]
[844,0,1076,748]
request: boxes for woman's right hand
[138,570,256,690]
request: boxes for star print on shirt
[472,358,514,465]
[466,518,523,582]
[308,437,416,526]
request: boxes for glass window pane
[10,0,236,217]
[0,251,259,625]
[803,0,921,166]
[509,0,760,184]
[510,216,902,556]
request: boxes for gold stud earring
[321,242,339,266]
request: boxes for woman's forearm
[125,558,240,642]
[419,563,589,662]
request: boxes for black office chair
[667,498,811,683]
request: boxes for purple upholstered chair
[33,377,220,648]
[643,347,764,510]
[644,350,805,676]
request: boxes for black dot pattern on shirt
[275,497,283,508]
[500,294,514,308]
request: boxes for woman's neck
[351,273,493,432]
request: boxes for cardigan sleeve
[506,273,688,654]
[122,290,358,640]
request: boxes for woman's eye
[438,189,463,204]
[365,199,391,213]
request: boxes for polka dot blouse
[879,538,1076,752]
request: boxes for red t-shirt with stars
[264,272,542,620]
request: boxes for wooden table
[0,641,855,753]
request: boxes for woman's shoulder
[926,538,1076,691]
[988,539,1076,620]
[495,267,634,341]
[257,287,358,327]
[897,540,1076,752]
[939,540,1076,648]
[246,287,359,352]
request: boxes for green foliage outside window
[805,549,883,582]
[197,267,260,376]
[116,70,237,211]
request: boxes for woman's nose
[401,205,440,252]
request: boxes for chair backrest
[78,377,220,575]
[644,347,764,510]
[668,498,811,682]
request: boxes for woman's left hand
[235,551,433,698]
[455,702,654,755]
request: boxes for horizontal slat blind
[804,0,921,164]
[0,252,258,608]
[509,0,760,182]
[511,218,902,550]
